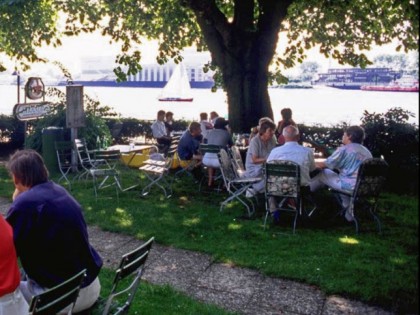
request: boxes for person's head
[7,149,49,189]
[157,110,165,121]
[210,111,219,120]
[282,125,300,142]
[189,121,202,137]
[165,111,173,121]
[280,108,293,121]
[259,120,276,141]
[214,117,229,130]
[200,112,208,121]
[258,117,274,126]
[343,125,365,144]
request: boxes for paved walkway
[0,197,393,315]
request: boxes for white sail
[158,63,193,102]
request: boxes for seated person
[310,125,372,221]
[0,216,28,315]
[6,150,103,313]
[199,112,214,139]
[267,125,316,221]
[177,121,203,170]
[245,120,277,196]
[210,111,220,126]
[202,118,233,187]
[249,117,275,143]
[151,110,172,150]
[165,111,175,137]
[275,107,297,145]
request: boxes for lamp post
[12,70,21,103]
[12,70,25,147]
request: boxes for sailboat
[158,63,193,102]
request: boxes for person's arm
[251,154,266,164]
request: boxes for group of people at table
[1,108,372,314]
[150,108,372,222]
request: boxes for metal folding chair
[102,238,153,315]
[139,146,178,198]
[73,138,107,180]
[333,158,388,233]
[55,141,74,189]
[199,143,223,192]
[28,269,86,315]
[264,160,303,233]
[229,145,246,178]
[218,149,262,218]
[89,150,122,199]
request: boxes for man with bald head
[267,125,316,186]
[266,125,316,221]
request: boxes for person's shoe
[245,187,256,198]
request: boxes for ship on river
[314,67,403,90]
[361,75,419,92]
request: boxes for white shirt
[151,120,167,138]
[267,142,316,186]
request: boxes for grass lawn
[96,268,235,314]
[0,165,418,313]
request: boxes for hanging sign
[13,102,52,121]
[25,77,45,100]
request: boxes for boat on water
[158,63,193,102]
[314,67,402,90]
[361,75,419,92]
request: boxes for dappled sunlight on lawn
[338,236,360,245]
[114,207,133,228]
[183,217,201,227]
[228,222,242,231]
[390,257,407,265]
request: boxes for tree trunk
[222,54,273,133]
[187,0,290,133]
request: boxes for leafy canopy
[1,0,418,81]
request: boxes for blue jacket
[6,181,103,288]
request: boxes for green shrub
[362,107,419,194]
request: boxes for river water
[0,85,418,126]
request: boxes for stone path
[0,197,393,315]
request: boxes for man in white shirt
[151,110,172,150]
[266,125,316,221]
[267,125,316,186]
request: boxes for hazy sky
[1,29,409,77]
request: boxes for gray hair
[282,125,299,139]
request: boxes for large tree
[1,0,418,132]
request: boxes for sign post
[66,85,85,171]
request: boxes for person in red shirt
[0,215,28,314]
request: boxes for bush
[361,107,419,194]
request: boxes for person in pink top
[0,215,28,314]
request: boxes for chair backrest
[354,158,389,199]
[74,138,92,166]
[200,143,221,155]
[217,148,237,184]
[28,269,86,315]
[102,237,154,315]
[93,150,121,168]
[229,145,245,171]
[55,141,73,170]
[264,160,301,198]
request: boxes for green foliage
[0,113,24,146]
[24,87,114,152]
[361,107,419,194]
